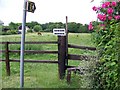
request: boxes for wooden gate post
[5,42,10,76]
[65,16,68,66]
[58,36,66,79]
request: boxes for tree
[68,22,79,33]
[54,22,64,28]
[33,25,42,32]
[9,22,19,30]
[26,21,39,29]
[44,22,64,32]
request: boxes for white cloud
[0,0,102,25]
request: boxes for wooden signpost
[53,16,68,79]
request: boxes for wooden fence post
[65,16,68,66]
[58,36,66,79]
[5,42,10,76]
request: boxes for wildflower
[107,8,114,15]
[88,22,93,30]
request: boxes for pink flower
[102,4,106,8]
[111,1,117,7]
[105,2,110,6]
[107,8,114,15]
[88,22,93,30]
[114,15,120,20]
[97,7,101,10]
[92,6,98,11]
[97,14,106,21]
[108,16,113,20]
[102,2,110,8]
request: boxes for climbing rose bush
[89,1,120,89]
[89,1,120,30]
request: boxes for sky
[0,0,102,25]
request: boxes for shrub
[6,30,18,35]
[27,29,33,33]
[89,1,120,89]
[33,25,43,32]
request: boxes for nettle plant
[89,1,120,89]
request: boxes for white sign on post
[53,28,66,36]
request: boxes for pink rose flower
[92,6,98,11]
[111,1,117,7]
[107,8,114,15]
[88,22,93,30]
[97,14,106,21]
[108,16,113,20]
[114,15,120,20]
[102,2,110,8]
[102,4,106,8]
[105,2,110,6]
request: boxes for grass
[1,32,97,88]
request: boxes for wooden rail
[68,44,96,51]
[0,41,58,44]
[0,41,97,79]
[68,54,97,61]
[0,59,58,64]
[0,59,5,62]
[0,41,58,76]
[9,50,58,54]
[0,50,58,54]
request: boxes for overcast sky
[0,0,102,25]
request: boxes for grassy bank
[1,33,96,88]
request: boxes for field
[1,33,97,88]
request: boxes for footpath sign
[53,28,66,36]
[27,1,36,13]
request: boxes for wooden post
[65,16,68,66]
[5,42,10,76]
[58,36,66,79]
